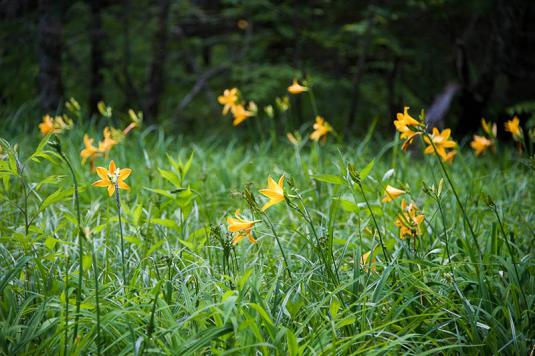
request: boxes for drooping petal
[247,231,257,244]
[107,184,115,197]
[232,232,246,245]
[92,179,110,187]
[117,180,130,190]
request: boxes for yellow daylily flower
[98,127,117,153]
[470,135,493,156]
[309,116,332,142]
[394,199,424,240]
[218,88,239,115]
[124,109,142,135]
[80,134,100,171]
[276,96,290,112]
[97,101,112,117]
[443,150,457,164]
[227,210,258,245]
[394,107,423,140]
[288,79,308,94]
[382,185,406,203]
[360,250,377,272]
[504,116,522,140]
[423,127,457,162]
[481,118,497,138]
[92,160,132,197]
[38,115,55,135]
[247,101,258,116]
[259,175,285,211]
[231,104,253,126]
[287,132,300,146]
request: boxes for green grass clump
[0,126,533,355]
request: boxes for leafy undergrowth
[0,127,533,355]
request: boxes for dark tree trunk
[38,0,64,112]
[146,0,171,121]
[89,0,105,116]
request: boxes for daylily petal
[96,167,109,180]
[109,160,116,174]
[118,180,130,190]
[119,168,132,180]
[92,179,110,187]
[107,184,115,197]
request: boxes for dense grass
[0,125,533,355]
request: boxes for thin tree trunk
[38,0,64,112]
[89,0,104,116]
[146,0,171,121]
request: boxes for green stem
[58,152,83,342]
[262,213,293,281]
[357,183,390,264]
[423,131,483,259]
[90,240,101,356]
[294,195,339,285]
[63,252,69,356]
[115,183,127,287]
[434,193,457,281]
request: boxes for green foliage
[0,125,533,354]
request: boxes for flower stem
[307,87,319,117]
[432,192,457,281]
[423,131,483,259]
[63,252,69,356]
[115,183,127,287]
[357,183,391,264]
[90,239,101,356]
[57,151,83,342]
[262,213,293,281]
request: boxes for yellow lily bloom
[38,115,55,135]
[423,127,457,162]
[360,250,377,272]
[218,88,239,115]
[92,160,132,197]
[231,104,253,126]
[470,135,493,156]
[481,118,497,138]
[259,175,285,211]
[309,116,332,142]
[98,127,117,153]
[443,150,457,164]
[504,116,522,140]
[80,134,100,169]
[382,185,406,203]
[227,210,258,245]
[287,132,300,146]
[394,107,422,140]
[38,114,72,136]
[287,79,308,94]
[394,199,424,240]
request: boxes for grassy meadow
[0,109,533,355]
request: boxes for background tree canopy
[1,0,534,136]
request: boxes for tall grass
[0,125,533,354]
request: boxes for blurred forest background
[1,0,534,136]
